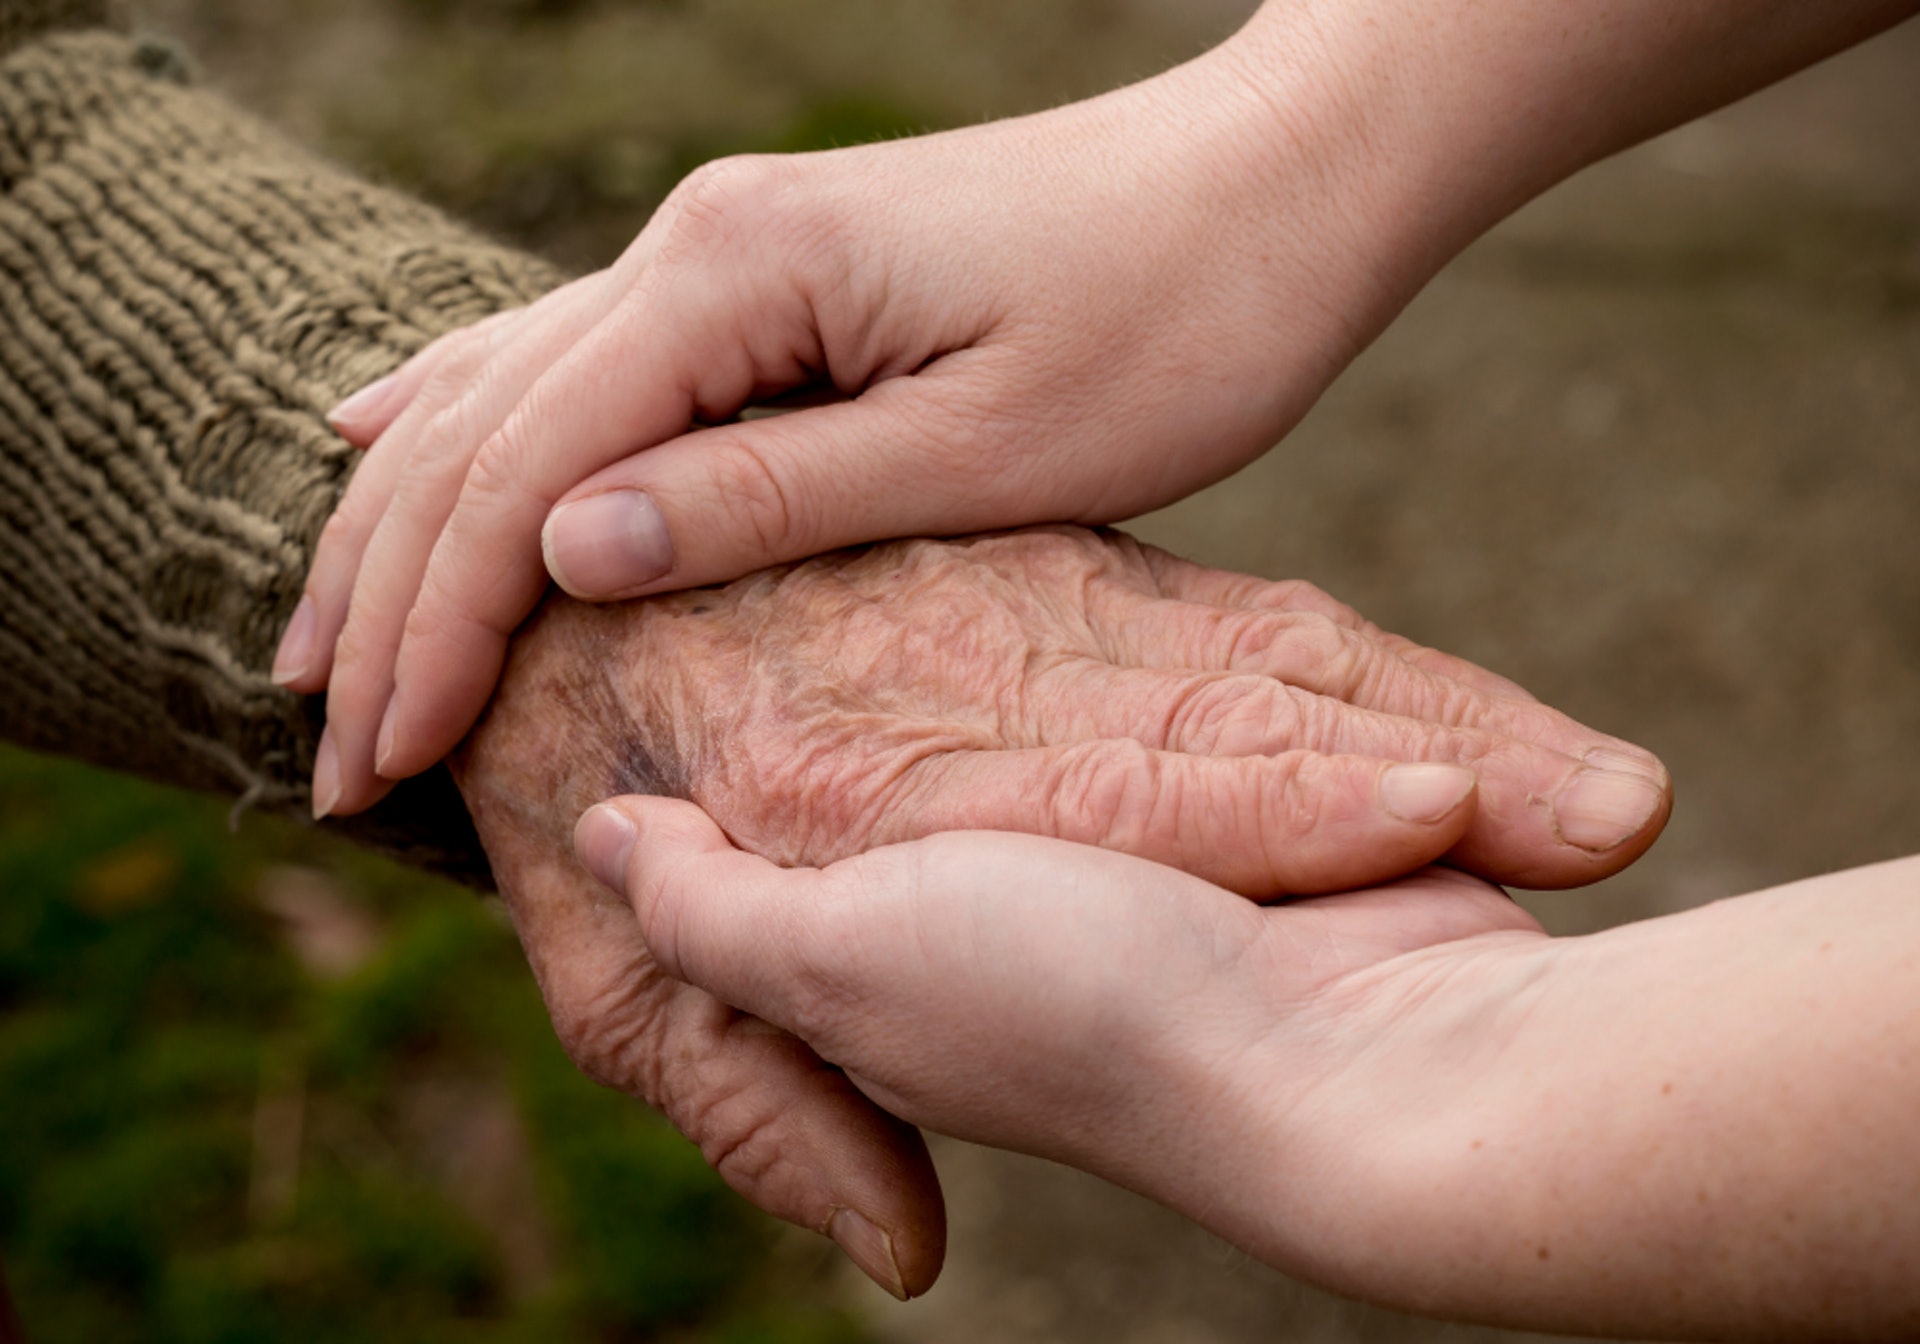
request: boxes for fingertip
[575,802,640,893]
[373,697,399,778]
[310,727,340,821]
[888,1201,948,1299]
[315,703,400,819]
[829,1203,949,1300]
[682,1044,946,1298]
[1242,753,1476,895]
[370,685,460,783]
[1379,762,1478,826]
[325,770,399,820]
[829,1208,910,1301]
[376,637,520,781]
[1550,763,1668,856]
[542,488,677,600]
[326,372,403,444]
[615,794,728,852]
[575,796,729,897]
[271,596,320,691]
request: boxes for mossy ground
[0,742,867,1342]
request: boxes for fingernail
[1584,745,1665,781]
[1380,763,1476,823]
[374,696,399,778]
[272,596,316,687]
[1553,768,1665,852]
[829,1208,908,1302]
[543,490,675,597]
[327,373,400,430]
[575,803,639,893]
[311,728,341,821]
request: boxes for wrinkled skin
[447,525,1669,1296]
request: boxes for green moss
[0,745,861,1342]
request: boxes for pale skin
[454,527,1669,1295]
[578,803,1920,1339]
[275,0,1920,817]
[278,0,1917,1322]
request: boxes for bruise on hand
[452,595,691,886]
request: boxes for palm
[614,818,1544,1191]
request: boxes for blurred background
[3,0,1917,1339]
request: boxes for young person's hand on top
[277,0,1919,813]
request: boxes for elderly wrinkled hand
[447,524,1667,1296]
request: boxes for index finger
[373,239,824,779]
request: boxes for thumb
[515,798,947,1297]
[540,372,1031,599]
[575,796,849,1027]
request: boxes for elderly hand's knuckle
[1264,684,1320,748]
[1263,751,1322,837]
[683,1082,789,1189]
[1229,611,1303,665]
[1208,680,1311,754]
[552,978,670,1099]
[1278,577,1342,613]
[1272,685,1339,752]
[1433,676,1493,730]
[1249,612,1370,692]
[1160,678,1227,750]
[1051,740,1163,851]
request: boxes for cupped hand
[573,792,1546,1287]
[448,526,1660,1295]
[277,11,1447,801]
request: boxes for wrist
[1165,929,1563,1300]
[1220,0,1584,238]
[1208,865,1920,1337]
[1138,5,1499,374]
[1215,0,1920,286]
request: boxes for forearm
[1194,0,1920,342]
[1254,859,1920,1338]
[0,23,563,879]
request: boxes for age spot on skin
[612,740,690,800]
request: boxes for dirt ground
[153,3,1920,1340]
